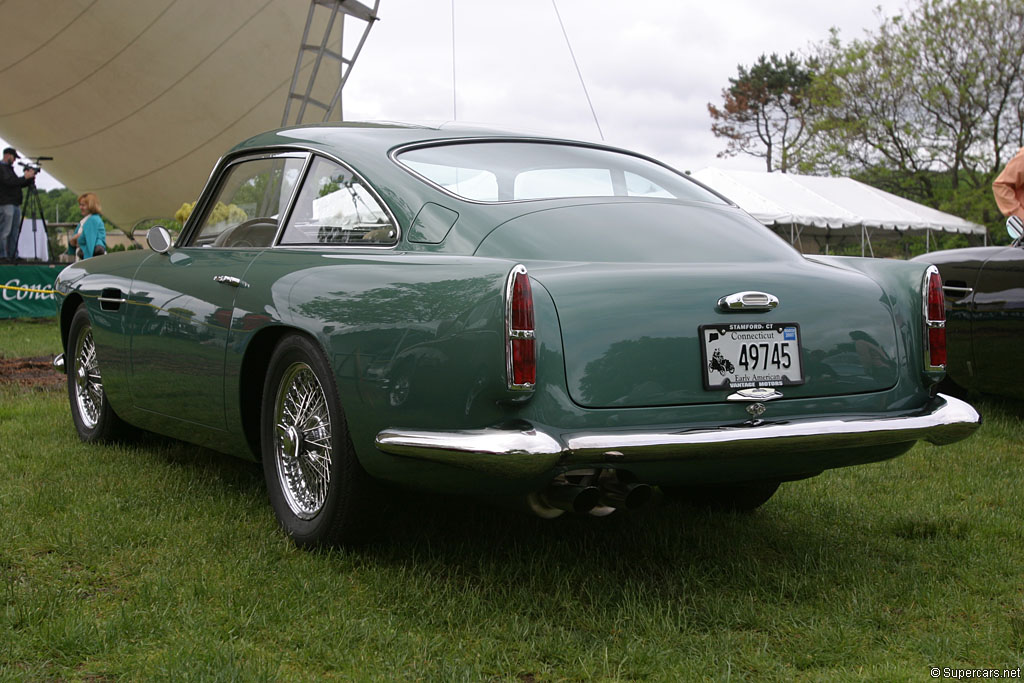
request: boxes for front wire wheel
[66,305,124,442]
[261,334,374,547]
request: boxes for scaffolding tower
[282,0,380,126]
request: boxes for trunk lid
[532,260,899,408]
[474,200,901,408]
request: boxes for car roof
[229,121,576,158]
[221,122,735,256]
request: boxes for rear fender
[808,255,939,398]
[227,252,530,478]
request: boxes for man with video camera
[0,146,37,263]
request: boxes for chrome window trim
[180,145,402,251]
[389,137,732,208]
[179,150,310,249]
[275,152,401,249]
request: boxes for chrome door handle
[942,285,973,298]
[213,275,248,288]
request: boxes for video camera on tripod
[12,154,55,261]
[17,155,52,176]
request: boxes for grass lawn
[0,316,62,358]
[2,318,1023,680]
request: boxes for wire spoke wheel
[65,305,125,442]
[262,334,375,547]
[71,323,104,429]
[273,361,333,520]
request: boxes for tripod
[18,181,48,262]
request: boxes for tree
[34,188,79,226]
[806,0,1024,233]
[707,52,818,173]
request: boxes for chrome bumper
[374,394,981,479]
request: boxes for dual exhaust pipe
[540,477,652,515]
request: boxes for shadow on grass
[129,430,265,499]
[126,427,883,595]
[352,484,908,602]
[98,396,1024,607]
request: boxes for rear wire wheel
[261,333,374,547]
[66,305,125,442]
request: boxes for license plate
[700,322,804,390]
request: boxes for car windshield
[396,141,727,204]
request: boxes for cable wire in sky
[551,0,604,140]
[451,0,457,120]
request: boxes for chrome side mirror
[146,225,173,254]
[1007,215,1024,243]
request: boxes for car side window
[190,156,304,248]
[280,156,397,246]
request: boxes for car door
[126,152,306,430]
[970,245,1024,396]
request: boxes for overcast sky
[342,0,907,169]
[19,0,907,191]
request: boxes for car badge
[728,387,783,402]
[746,402,767,419]
[744,401,767,426]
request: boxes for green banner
[0,264,65,319]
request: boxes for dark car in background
[912,216,1024,398]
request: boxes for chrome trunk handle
[718,291,779,311]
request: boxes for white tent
[691,168,988,255]
[0,0,377,232]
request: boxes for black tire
[66,305,126,442]
[261,333,374,547]
[662,480,780,513]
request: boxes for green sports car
[53,123,981,547]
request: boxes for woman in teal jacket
[70,192,106,259]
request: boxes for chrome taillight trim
[923,265,946,371]
[505,264,536,391]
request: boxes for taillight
[506,265,536,390]
[924,266,946,370]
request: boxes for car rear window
[396,141,727,205]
